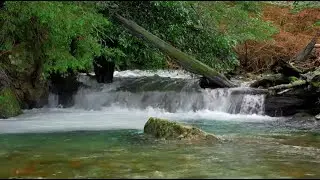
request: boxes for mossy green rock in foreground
[144,117,219,142]
[0,88,22,119]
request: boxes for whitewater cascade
[0,70,276,134]
[49,70,266,115]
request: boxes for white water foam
[240,94,265,115]
[0,106,279,134]
[84,69,196,79]
[0,70,274,134]
[71,86,266,115]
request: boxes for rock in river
[144,117,219,143]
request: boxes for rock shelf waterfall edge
[2,71,281,134]
[49,70,266,116]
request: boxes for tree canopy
[0,1,278,77]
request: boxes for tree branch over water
[113,13,236,88]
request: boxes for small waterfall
[239,94,265,115]
[1,70,273,134]
[47,93,59,108]
[67,71,267,115]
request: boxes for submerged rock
[144,117,219,143]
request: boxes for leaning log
[292,32,319,62]
[270,58,302,77]
[229,87,269,95]
[114,14,236,88]
[268,80,307,91]
[250,73,290,88]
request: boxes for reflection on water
[1,120,320,179]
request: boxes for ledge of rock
[144,117,219,143]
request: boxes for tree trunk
[292,32,319,62]
[114,14,236,88]
[270,58,302,77]
[268,80,306,91]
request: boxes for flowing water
[1,70,320,178]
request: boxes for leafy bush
[1,2,110,76]
[1,1,278,75]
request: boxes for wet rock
[264,87,319,117]
[287,112,317,123]
[199,76,221,89]
[93,56,115,84]
[0,68,11,90]
[49,71,86,108]
[0,88,22,118]
[1,47,49,110]
[144,117,219,143]
[292,112,313,118]
[310,74,320,90]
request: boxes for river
[0,70,320,178]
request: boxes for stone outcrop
[144,117,219,143]
[93,56,115,84]
[0,87,22,118]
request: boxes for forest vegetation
[0,1,319,118]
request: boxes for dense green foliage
[1,1,277,76]
[1,1,109,76]
[98,1,277,72]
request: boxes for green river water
[1,118,320,179]
[1,71,319,178]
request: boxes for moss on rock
[289,76,299,82]
[0,88,22,119]
[310,74,320,88]
[144,117,219,143]
[311,81,320,88]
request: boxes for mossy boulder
[1,47,49,109]
[0,88,22,119]
[310,74,320,88]
[144,117,219,143]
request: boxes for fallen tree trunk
[250,73,290,88]
[114,14,236,88]
[229,87,269,95]
[292,32,319,62]
[268,80,307,91]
